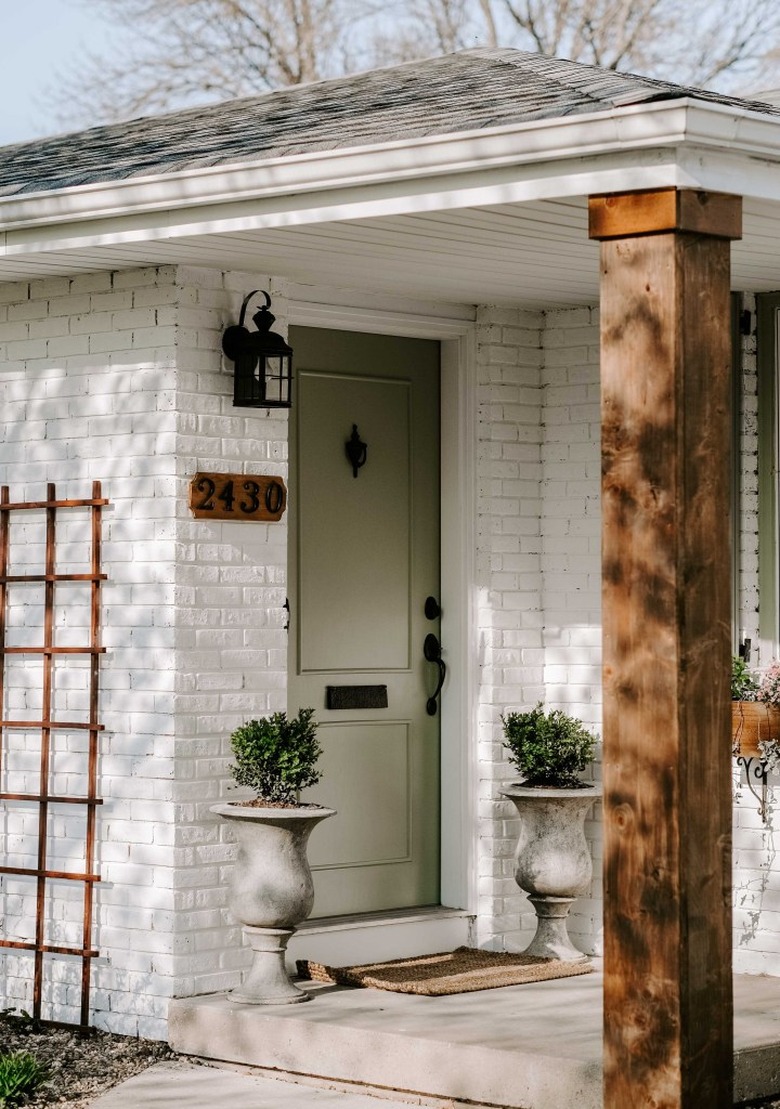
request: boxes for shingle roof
[2,48,779,199]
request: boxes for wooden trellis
[0,482,107,1027]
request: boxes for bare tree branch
[477,0,500,46]
[486,0,780,90]
[50,0,780,131]
[54,0,379,126]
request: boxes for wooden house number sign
[189,472,287,522]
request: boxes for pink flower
[757,661,780,710]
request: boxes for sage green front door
[288,327,441,918]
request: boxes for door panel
[298,373,411,672]
[288,327,440,918]
[306,722,411,868]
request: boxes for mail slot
[326,685,388,710]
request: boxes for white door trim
[288,295,478,915]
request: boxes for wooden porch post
[589,188,742,1109]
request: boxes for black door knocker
[346,425,368,478]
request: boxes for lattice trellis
[0,482,107,1027]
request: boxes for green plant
[732,655,759,701]
[229,708,322,804]
[501,703,596,789]
[0,1050,49,1106]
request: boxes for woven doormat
[296,946,594,996]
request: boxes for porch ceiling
[0,194,779,307]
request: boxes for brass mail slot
[326,685,388,710]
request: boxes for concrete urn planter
[501,783,602,962]
[212,802,336,1004]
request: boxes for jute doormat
[296,946,594,997]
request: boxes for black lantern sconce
[222,290,293,408]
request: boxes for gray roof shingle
[2,48,779,199]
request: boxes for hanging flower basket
[732,701,780,759]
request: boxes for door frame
[757,293,780,660]
[288,292,478,914]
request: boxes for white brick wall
[473,305,545,951]
[540,307,603,954]
[731,294,780,976]
[0,266,291,1032]
[0,267,180,1035]
[1,267,774,1038]
[170,268,290,999]
[736,293,760,652]
[473,296,774,970]
[473,305,603,957]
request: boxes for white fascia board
[673,145,780,203]
[0,102,690,230]
[2,99,780,258]
[1,147,688,259]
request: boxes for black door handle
[424,633,446,716]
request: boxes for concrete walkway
[91,1060,422,1109]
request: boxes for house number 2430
[189,472,287,522]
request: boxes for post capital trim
[588,187,742,241]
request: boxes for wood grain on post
[590,189,741,1109]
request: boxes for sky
[0,0,120,145]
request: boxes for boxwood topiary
[501,702,596,789]
[229,708,322,805]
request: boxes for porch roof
[3,50,780,305]
[2,49,779,198]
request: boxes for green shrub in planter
[501,703,596,789]
[229,708,321,805]
[732,655,759,701]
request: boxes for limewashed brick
[0,265,288,1034]
[0,270,770,1038]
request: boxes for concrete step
[286,907,473,972]
[170,966,780,1108]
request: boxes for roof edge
[0,99,778,244]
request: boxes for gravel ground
[0,1012,174,1107]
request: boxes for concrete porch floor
[169,964,780,1108]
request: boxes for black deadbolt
[424,596,440,620]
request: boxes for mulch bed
[0,1010,173,1107]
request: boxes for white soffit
[0,197,601,306]
[0,196,780,307]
